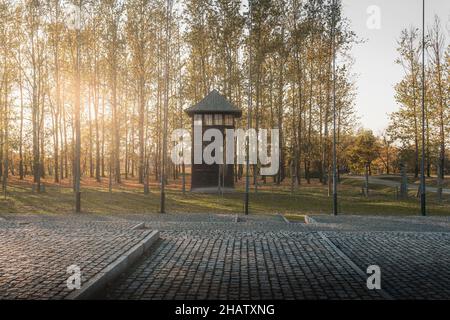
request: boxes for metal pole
[75,0,82,213]
[420,0,426,216]
[332,0,338,216]
[160,0,172,214]
[244,1,253,215]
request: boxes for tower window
[204,114,213,126]
[224,114,233,126]
[214,114,223,125]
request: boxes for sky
[342,0,449,134]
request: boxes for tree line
[388,17,449,181]
[0,0,448,199]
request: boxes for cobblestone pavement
[113,212,450,232]
[0,216,152,299]
[106,213,450,300]
[309,215,450,232]
[326,231,450,299]
[106,230,383,300]
[1,213,449,300]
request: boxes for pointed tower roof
[185,90,242,117]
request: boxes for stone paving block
[309,215,450,232]
[2,213,449,300]
[105,213,449,300]
[106,230,384,300]
[326,231,450,299]
[0,218,153,299]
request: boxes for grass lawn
[0,176,448,216]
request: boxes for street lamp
[160,0,173,214]
[332,0,338,216]
[244,0,253,216]
[420,0,427,216]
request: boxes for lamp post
[74,0,82,213]
[420,0,427,216]
[160,0,172,214]
[244,0,253,216]
[332,0,338,216]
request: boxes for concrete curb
[278,213,291,224]
[66,230,160,300]
[131,222,146,230]
[318,232,393,300]
[304,215,318,224]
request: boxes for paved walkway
[0,215,152,299]
[107,230,383,300]
[1,213,449,300]
[348,175,450,194]
[326,231,450,300]
[106,213,450,300]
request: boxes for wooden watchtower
[185,90,242,193]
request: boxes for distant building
[185,90,242,193]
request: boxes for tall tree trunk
[138,76,145,184]
[18,57,24,180]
